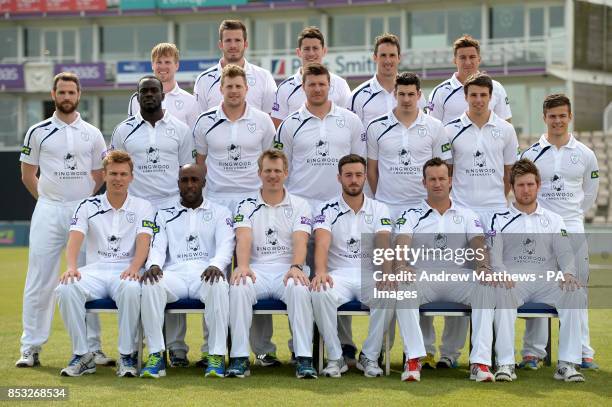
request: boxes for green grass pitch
[0,247,611,406]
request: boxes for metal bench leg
[544,319,552,367]
[162,315,168,367]
[491,322,496,368]
[137,317,144,374]
[385,331,390,376]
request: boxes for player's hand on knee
[202,265,225,284]
[310,273,333,292]
[141,265,163,284]
[283,265,309,286]
[120,267,140,281]
[60,268,81,284]
[230,266,255,285]
[559,273,580,291]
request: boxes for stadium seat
[85,298,144,372]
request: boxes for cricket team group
[15,19,600,384]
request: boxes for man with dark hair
[519,94,599,370]
[430,72,518,370]
[17,72,110,368]
[194,19,277,114]
[272,26,351,127]
[351,34,426,127]
[311,154,394,378]
[428,35,511,125]
[489,158,587,382]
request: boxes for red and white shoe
[470,363,495,382]
[401,358,421,382]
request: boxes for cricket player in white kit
[139,164,234,378]
[490,158,587,382]
[427,73,517,369]
[227,150,317,379]
[310,154,394,377]
[128,43,200,129]
[112,75,195,366]
[350,34,426,126]
[519,94,599,370]
[55,150,155,377]
[392,158,497,382]
[271,26,351,128]
[428,35,512,125]
[17,72,111,368]
[193,19,277,114]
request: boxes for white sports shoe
[93,350,116,366]
[60,353,96,377]
[356,353,383,377]
[116,354,138,377]
[469,363,495,382]
[400,358,422,382]
[495,364,517,382]
[322,358,348,378]
[15,349,40,368]
[554,363,585,382]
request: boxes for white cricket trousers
[494,278,586,366]
[311,269,394,361]
[229,264,314,358]
[140,262,229,355]
[21,197,101,353]
[55,262,141,356]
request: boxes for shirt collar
[338,194,370,214]
[52,111,82,129]
[134,110,172,125]
[370,75,384,93]
[179,198,210,211]
[167,83,181,96]
[389,109,426,129]
[101,193,133,212]
[216,103,253,121]
[257,187,292,207]
[459,110,498,128]
[421,199,459,216]
[450,73,463,89]
[219,59,252,74]
[510,201,544,216]
[299,101,342,120]
[538,133,578,149]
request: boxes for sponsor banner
[0,224,30,246]
[261,52,377,80]
[116,58,217,84]
[55,62,105,86]
[15,0,43,12]
[74,0,105,10]
[0,0,15,12]
[2,0,105,12]
[119,0,155,9]
[46,0,75,11]
[0,64,24,89]
[158,0,247,8]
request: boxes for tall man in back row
[17,72,112,368]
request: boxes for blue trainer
[205,355,225,377]
[140,352,166,378]
[581,358,599,370]
[225,357,250,378]
[517,356,541,370]
[296,357,317,379]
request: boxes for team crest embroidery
[336,118,345,128]
[175,100,184,110]
[166,128,176,137]
[453,215,463,224]
[126,211,136,223]
[203,210,213,222]
[539,216,550,227]
[398,148,412,166]
[434,234,447,249]
[228,144,241,161]
[522,236,536,255]
[365,214,373,224]
[265,227,278,245]
[247,122,256,133]
[491,128,502,139]
[570,152,579,164]
[186,234,200,252]
[284,207,293,218]
[80,132,89,141]
[107,235,121,252]
[64,153,77,170]
[146,147,160,163]
[347,238,360,254]
[418,127,428,138]
[247,76,256,86]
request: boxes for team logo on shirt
[247,122,256,133]
[570,152,579,164]
[166,128,176,138]
[336,118,345,128]
[146,147,160,164]
[398,148,412,166]
[473,150,486,168]
[175,100,184,110]
[491,128,502,139]
[316,140,329,157]
[186,234,200,252]
[284,207,293,218]
[125,211,136,223]
[227,144,241,161]
[107,235,121,252]
[247,76,256,86]
[64,153,77,170]
[347,237,360,254]
[453,215,464,224]
[265,227,279,246]
[434,233,448,250]
[539,216,550,227]
[551,174,564,191]
[364,214,373,224]
[80,132,89,141]
[418,127,428,138]
[203,210,213,222]
[522,236,536,255]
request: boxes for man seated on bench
[228,149,317,379]
[56,150,155,377]
[393,157,496,382]
[490,159,587,383]
[140,163,235,378]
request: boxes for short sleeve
[374,202,393,233]
[137,202,156,236]
[503,125,519,165]
[233,199,253,229]
[70,200,90,235]
[493,84,512,120]
[20,126,40,165]
[292,200,312,234]
[92,130,107,170]
[366,121,379,160]
[313,203,333,232]
[193,113,209,156]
